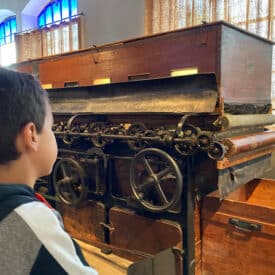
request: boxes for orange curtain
[15,16,82,63]
[145,0,274,40]
[145,0,212,34]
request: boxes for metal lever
[229,218,261,233]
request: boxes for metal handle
[228,218,261,233]
[100,222,115,232]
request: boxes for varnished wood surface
[202,178,275,275]
[227,178,275,207]
[223,131,275,157]
[220,24,272,104]
[76,239,132,275]
[109,207,183,256]
[77,238,203,275]
[56,201,106,244]
[38,27,219,88]
[11,22,272,109]
[58,204,202,274]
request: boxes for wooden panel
[12,22,272,111]
[203,178,275,224]
[56,201,105,244]
[195,240,202,275]
[76,239,133,275]
[38,26,219,88]
[109,207,202,274]
[221,25,272,104]
[202,178,275,275]
[109,207,183,254]
[202,212,275,275]
[111,158,132,198]
[76,239,198,275]
[226,178,275,206]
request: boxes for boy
[0,68,98,275]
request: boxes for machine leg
[183,157,195,275]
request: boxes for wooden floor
[76,239,133,275]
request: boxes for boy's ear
[17,122,39,152]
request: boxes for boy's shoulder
[0,183,37,220]
[0,183,98,274]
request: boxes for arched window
[35,0,79,56]
[38,0,78,28]
[0,16,17,66]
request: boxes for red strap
[35,192,53,209]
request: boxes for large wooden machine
[12,21,275,274]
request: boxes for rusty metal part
[197,132,213,150]
[53,115,275,162]
[52,158,88,206]
[223,130,275,157]
[174,140,198,156]
[208,142,226,160]
[127,123,147,151]
[81,147,107,195]
[49,74,218,114]
[88,122,109,148]
[62,126,80,145]
[130,148,183,212]
[53,119,225,160]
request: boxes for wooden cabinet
[11,21,273,111]
[202,178,275,275]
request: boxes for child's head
[0,68,57,178]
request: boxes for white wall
[79,0,144,47]
[0,0,145,47]
[0,0,29,32]
[21,0,50,31]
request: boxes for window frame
[0,16,17,46]
[38,0,78,29]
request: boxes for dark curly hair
[0,68,48,164]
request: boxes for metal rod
[54,131,195,143]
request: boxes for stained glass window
[53,2,61,23]
[35,0,79,57]
[38,0,78,28]
[0,25,5,46]
[10,17,16,39]
[0,16,17,66]
[38,13,45,28]
[0,16,17,45]
[71,0,78,16]
[61,0,70,19]
[45,5,53,25]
